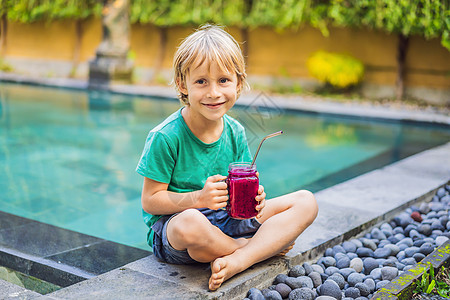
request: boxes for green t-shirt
[136,107,252,247]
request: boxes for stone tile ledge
[0,279,41,300]
[3,141,443,300]
[0,73,449,126]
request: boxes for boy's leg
[166,208,248,263]
[209,190,318,290]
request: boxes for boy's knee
[169,209,209,243]
[294,190,318,222]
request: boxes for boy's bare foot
[277,242,295,256]
[208,256,243,291]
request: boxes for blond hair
[173,24,248,105]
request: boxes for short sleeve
[136,132,176,183]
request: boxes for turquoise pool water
[1,83,449,250]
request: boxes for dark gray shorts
[151,208,261,264]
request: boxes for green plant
[307,51,364,89]
[0,58,12,72]
[414,263,450,298]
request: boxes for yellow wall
[3,20,450,90]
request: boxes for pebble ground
[245,183,450,300]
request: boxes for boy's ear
[176,78,188,95]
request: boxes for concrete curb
[373,240,450,300]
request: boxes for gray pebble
[336,256,351,269]
[361,239,377,251]
[380,222,393,232]
[325,266,340,276]
[289,265,306,277]
[274,273,288,284]
[369,268,382,280]
[396,262,406,270]
[405,246,420,257]
[288,287,314,300]
[344,287,360,298]
[302,262,313,275]
[394,233,406,241]
[419,202,431,214]
[316,296,337,300]
[430,202,445,212]
[378,240,390,248]
[384,244,400,256]
[297,276,314,289]
[339,268,356,280]
[356,247,374,258]
[308,271,322,288]
[248,288,265,300]
[329,273,346,289]
[350,257,363,273]
[333,245,347,254]
[363,257,379,275]
[413,252,426,262]
[263,290,282,300]
[393,227,404,234]
[318,280,342,300]
[381,266,398,281]
[371,228,387,240]
[437,187,446,198]
[285,277,303,289]
[363,278,376,293]
[347,272,365,286]
[350,239,363,249]
[404,224,417,237]
[409,229,421,239]
[342,241,357,253]
[431,220,445,231]
[398,243,408,251]
[335,252,347,261]
[436,236,449,246]
[374,247,391,259]
[382,258,397,267]
[325,248,334,257]
[418,224,432,236]
[355,282,370,297]
[414,239,426,247]
[311,264,324,274]
[419,242,434,255]
[275,283,291,298]
[322,256,336,268]
[397,250,406,261]
[398,237,413,247]
[347,252,358,260]
[400,257,416,265]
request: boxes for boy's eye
[196,79,206,84]
[219,78,229,84]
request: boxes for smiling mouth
[203,102,225,109]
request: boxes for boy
[136,24,318,291]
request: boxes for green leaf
[427,280,436,294]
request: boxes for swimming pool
[1,82,449,251]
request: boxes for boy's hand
[255,185,266,219]
[198,175,228,210]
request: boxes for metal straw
[251,131,283,166]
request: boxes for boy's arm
[141,175,228,215]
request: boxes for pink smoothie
[226,163,259,219]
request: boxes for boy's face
[179,59,239,122]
